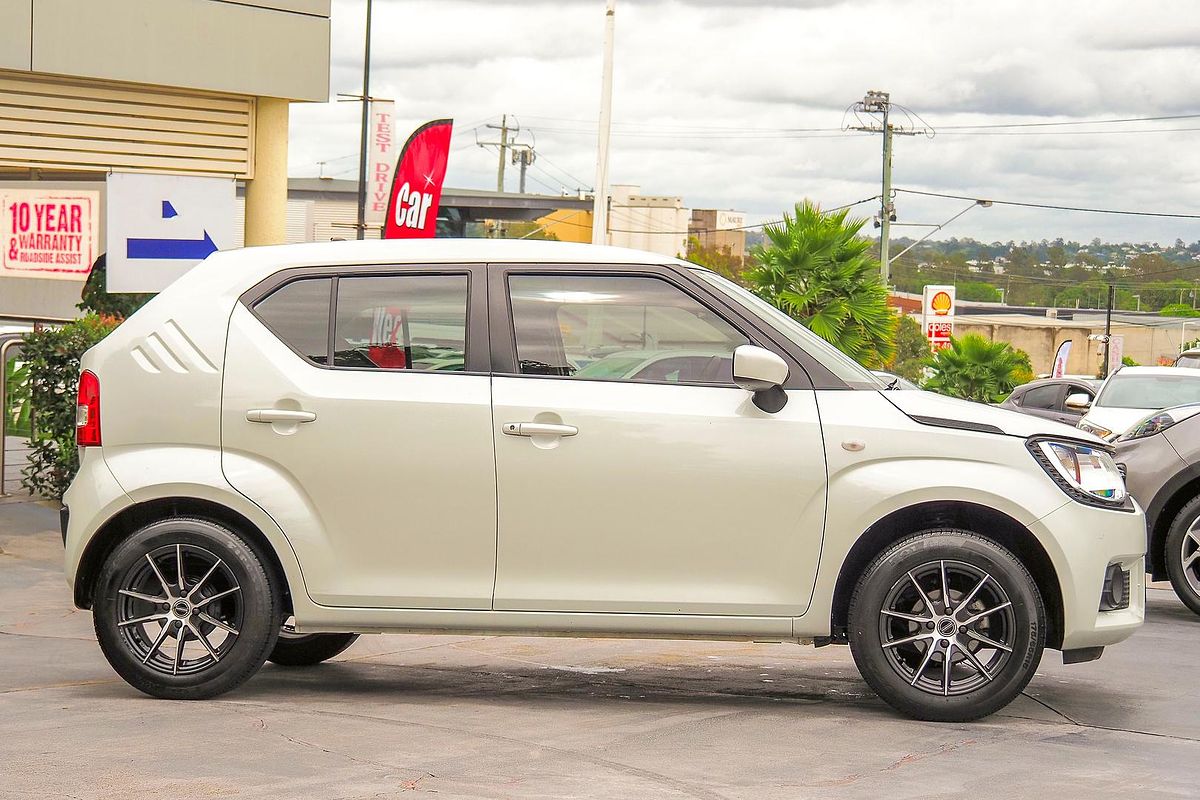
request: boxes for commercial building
[689,209,748,259]
[0,0,331,318]
[606,184,690,259]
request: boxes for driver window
[507,274,749,384]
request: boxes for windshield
[1097,373,1200,409]
[692,269,882,388]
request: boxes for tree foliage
[20,314,121,498]
[79,255,154,318]
[885,314,928,383]
[685,237,746,283]
[924,334,1030,403]
[745,201,895,368]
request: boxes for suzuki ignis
[63,240,1145,721]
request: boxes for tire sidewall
[848,531,1046,722]
[93,517,280,699]
[1165,498,1200,616]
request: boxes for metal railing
[1,316,72,497]
[1,337,25,497]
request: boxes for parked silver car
[1000,377,1099,426]
[1115,404,1200,615]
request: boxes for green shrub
[20,314,120,499]
[3,355,31,438]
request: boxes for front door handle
[247,409,317,424]
[502,422,578,437]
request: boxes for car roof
[182,240,697,301]
[1017,377,1098,388]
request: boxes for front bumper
[1032,500,1146,651]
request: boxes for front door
[490,269,828,617]
[221,268,497,609]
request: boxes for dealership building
[0,0,331,318]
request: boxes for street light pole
[354,0,374,241]
[591,0,616,246]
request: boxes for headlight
[1117,405,1200,442]
[1076,418,1113,440]
[1027,438,1129,509]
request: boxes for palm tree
[745,201,895,367]
[924,334,1029,403]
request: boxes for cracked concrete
[0,498,1196,799]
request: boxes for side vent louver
[129,319,218,375]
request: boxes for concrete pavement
[1,497,1197,799]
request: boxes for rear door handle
[246,409,317,424]
[502,422,578,437]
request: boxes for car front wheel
[847,529,1046,722]
[1164,497,1200,616]
[93,517,281,700]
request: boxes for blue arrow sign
[126,230,217,260]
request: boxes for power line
[938,113,1200,130]
[895,188,1200,220]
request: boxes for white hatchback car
[1076,365,1200,440]
[63,240,1145,722]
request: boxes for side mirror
[1065,393,1092,410]
[733,345,789,412]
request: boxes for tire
[268,627,359,667]
[847,529,1046,722]
[1164,497,1200,616]
[92,517,281,700]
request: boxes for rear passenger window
[333,274,468,371]
[254,278,332,365]
[1019,384,1059,410]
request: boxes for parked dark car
[999,377,1099,425]
[1115,404,1200,615]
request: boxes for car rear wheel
[268,620,359,666]
[848,529,1046,722]
[1165,497,1200,616]
[93,517,281,699]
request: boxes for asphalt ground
[1,496,1197,799]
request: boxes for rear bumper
[1033,500,1146,651]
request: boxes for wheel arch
[1145,471,1200,581]
[829,501,1065,649]
[73,496,294,616]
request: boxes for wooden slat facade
[0,72,255,178]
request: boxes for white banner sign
[365,100,397,229]
[1052,339,1072,378]
[921,284,956,351]
[106,172,234,293]
[1,188,99,280]
[1108,334,1125,374]
[715,210,746,230]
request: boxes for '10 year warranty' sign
[1,188,99,280]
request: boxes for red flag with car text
[383,119,453,239]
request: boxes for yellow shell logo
[931,291,952,316]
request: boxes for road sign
[922,284,955,351]
[106,172,234,293]
[1,188,99,281]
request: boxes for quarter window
[254,277,332,365]
[508,274,750,384]
[333,274,468,371]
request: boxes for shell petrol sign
[922,284,955,351]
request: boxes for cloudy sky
[289,0,1200,245]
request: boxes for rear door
[221,265,497,609]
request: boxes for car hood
[882,390,1107,443]
[1082,406,1155,439]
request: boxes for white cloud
[289,0,1200,243]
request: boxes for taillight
[76,370,101,447]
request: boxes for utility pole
[354,0,374,240]
[592,0,616,245]
[845,90,929,284]
[1102,284,1115,378]
[512,146,535,194]
[477,115,523,192]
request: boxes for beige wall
[3,0,329,102]
[956,317,1189,376]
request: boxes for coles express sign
[2,189,98,280]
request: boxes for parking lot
[1,496,1196,800]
